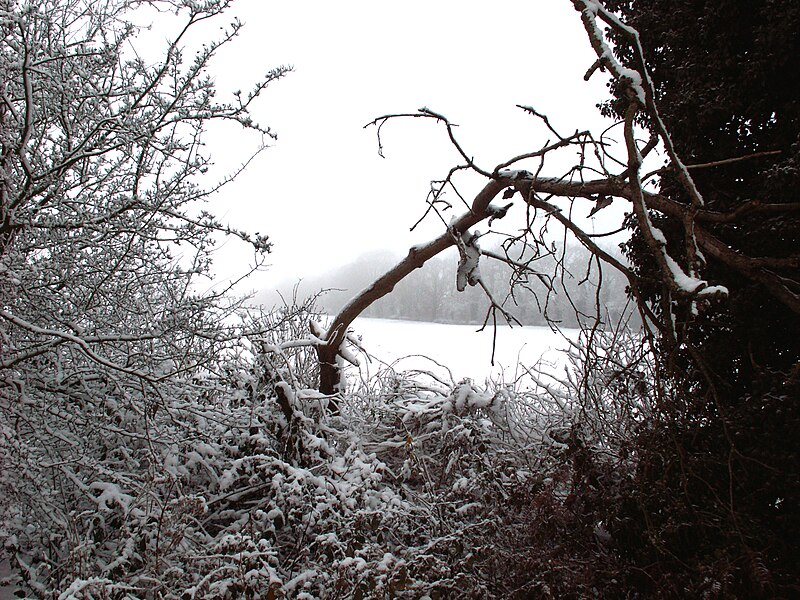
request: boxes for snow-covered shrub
[286,324,655,598]
[0,0,285,595]
[3,276,654,598]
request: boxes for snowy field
[345,317,579,387]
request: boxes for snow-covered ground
[346,317,578,387]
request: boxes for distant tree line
[279,241,634,328]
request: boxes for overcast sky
[194,0,620,296]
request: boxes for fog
[256,240,636,330]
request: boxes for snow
[57,577,113,600]
[443,382,496,415]
[455,502,482,515]
[376,552,398,572]
[578,0,705,208]
[338,557,368,571]
[578,1,647,105]
[698,284,728,297]
[486,202,512,222]
[337,341,361,367]
[88,481,133,512]
[346,317,577,386]
[456,230,481,292]
[283,569,318,593]
[266,508,284,521]
[663,254,706,293]
[496,168,529,180]
[650,225,667,245]
[648,219,723,295]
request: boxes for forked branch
[314,0,798,395]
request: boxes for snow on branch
[455,229,482,292]
[572,0,730,329]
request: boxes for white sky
[194,0,622,296]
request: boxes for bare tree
[312,0,798,396]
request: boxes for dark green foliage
[597,1,800,596]
[606,0,800,385]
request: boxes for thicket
[1,1,797,598]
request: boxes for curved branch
[317,178,509,395]
[0,309,157,383]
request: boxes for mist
[257,240,636,329]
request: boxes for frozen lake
[346,317,578,386]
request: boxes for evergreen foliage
[599,0,800,595]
